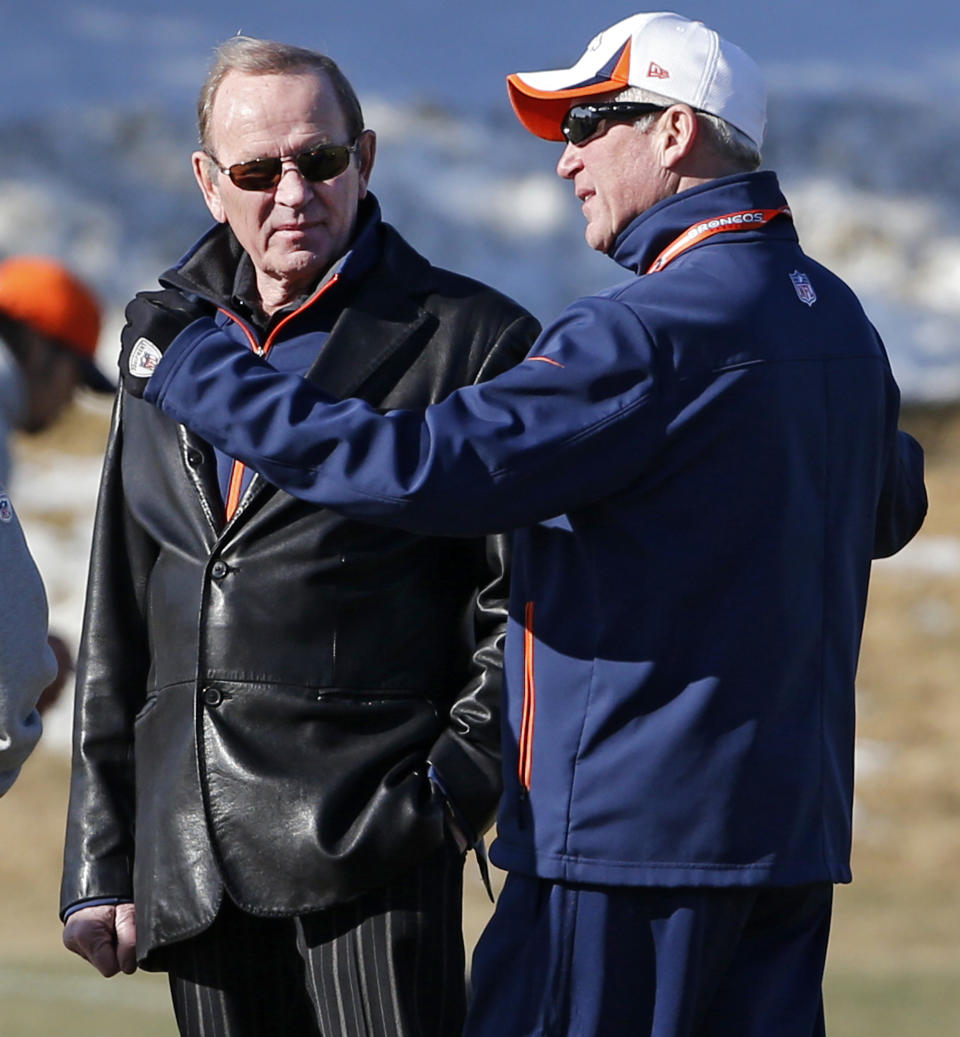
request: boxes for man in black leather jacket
[60,36,539,1037]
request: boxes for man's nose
[556,143,581,180]
[273,161,311,204]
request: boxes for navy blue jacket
[147,171,926,888]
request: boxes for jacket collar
[162,200,437,531]
[234,227,436,527]
[610,170,795,275]
[300,221,434,401]
[160,192,434,402]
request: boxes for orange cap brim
[506,38,634,140]
[506,75,629,141]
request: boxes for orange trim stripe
[506,74,626,102]
[610,38,632,83]
[265,273,340,349]
[224,462,245,520]
[519,601,536,790]
[526,355,565,368]
[220,274,342,522]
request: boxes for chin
[585,228,613,254]
[270,251,329,284]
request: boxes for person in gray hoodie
[0,486,56,794]
[0,255,114,715]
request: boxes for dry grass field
[0,402,957,1035]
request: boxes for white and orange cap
[507,12,767,149]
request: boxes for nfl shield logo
[128,337,164,379]
[789,270,817,307]
[0,495,12,523]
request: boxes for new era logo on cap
[507,12,766,149]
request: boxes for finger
[87,939,121,978]
[114,903,139,974]
[63,922,119,978]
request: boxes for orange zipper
[518,600,536,790]
[222,275,341,521]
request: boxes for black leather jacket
[60,215,540,963]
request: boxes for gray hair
[197,36,365,152]
[612,86,761,172]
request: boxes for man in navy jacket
[128,13,926,1037]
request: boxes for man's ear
[192,151,227,224]
[658,104,699,171]
[355,130,377,200]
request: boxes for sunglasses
[208,140,360,191]
[561,103,667,146]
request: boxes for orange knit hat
[0,256,113,392]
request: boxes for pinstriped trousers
[164,846,466,1037]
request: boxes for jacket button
[186,450,203,468]
[210,561,228,579]
[202,686,223,707]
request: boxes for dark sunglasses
[561,102,667,146]
[207,140,360,191]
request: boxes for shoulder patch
[789,270,817,307]
[128,337,164,379]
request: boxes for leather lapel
[303,301,431,401]
[177,425,226,535]
[303,221,435,403]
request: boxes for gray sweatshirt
[0,489,55,794]
[0,336,24,488]
[0,340,55,793]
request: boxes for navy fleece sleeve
[145,301,673,535]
